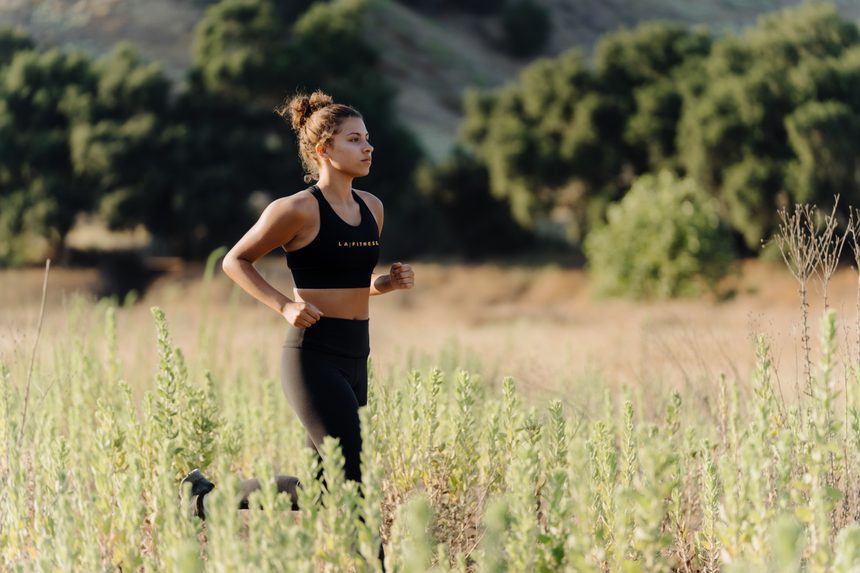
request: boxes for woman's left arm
[371,263,414,295]
[356,189,415,296]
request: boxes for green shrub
[583,170,734,298]
[501,0,550,57]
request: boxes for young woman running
[181,90,413,565]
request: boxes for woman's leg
[233,348,367,511]
[281,334,383,568]
[183,321,382,565]
[280,347,364,483]
[186,351,364,516]
[237,475,301,511]
[220,336,368,514]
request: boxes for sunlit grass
[5,216,860,570]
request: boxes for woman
[182,90,413,564]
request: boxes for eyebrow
[346,132,369,136]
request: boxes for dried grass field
[4,255,860,571]
[0,256,851,408]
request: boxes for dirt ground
[2,257,859,417]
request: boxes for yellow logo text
[338,241,379,247]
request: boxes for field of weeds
[4,208,860,571]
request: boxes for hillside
[2,0,859,159]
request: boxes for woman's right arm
[222,196,323,327]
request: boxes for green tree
[461,51,602,226]
[461,4,860,256]
[785,101,859,204]
[0,48,97,264]
[69,44,177,235]
[416,149,532,258]
[595,21,711,96]
[187,0,421,257]
[461,22,707,232]
[0,0,425,264]
[272,0,326,25]
[720,156,784,252]
[624,80,683,171]
[678,3,860,250]
[395,0,504,12]
[0,35,279,263]
[160,97,283,258]
[0,26,34,68]
[189,0,293,106]
[501,0,551,58]
[68,40,278,258]
[596,22,710,173]
[451,0,505,14]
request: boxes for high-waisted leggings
[235,318,379,556]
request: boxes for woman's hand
[370,263,415,295]
[389,262,414,290]
[282,301,324,328]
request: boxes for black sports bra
[285,185,380,289]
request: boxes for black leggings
[235,318,380,560]
[280,316,369,484]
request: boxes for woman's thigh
[280,347,365,481]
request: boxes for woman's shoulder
[265,189,319,220]
[353,189,383,211]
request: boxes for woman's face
[318,117,373,178]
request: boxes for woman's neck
[316,169,355,203]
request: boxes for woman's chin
[331,163,371,178]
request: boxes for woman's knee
[238,475,301,511]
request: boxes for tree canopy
[0,0,422,264]
[461,3,860,253]
[5,2,860,268]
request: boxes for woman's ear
[315,143,328,160]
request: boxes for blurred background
[3,0,860,400]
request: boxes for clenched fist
[389,262,414,290]
[282,301,324,328]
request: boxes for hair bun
[278,90,335,131]
[274,90,363,184]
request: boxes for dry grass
[6,253,860,570]
[0,256,851,410]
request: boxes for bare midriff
[294,287,371,320]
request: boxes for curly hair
[276,90,363,183]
